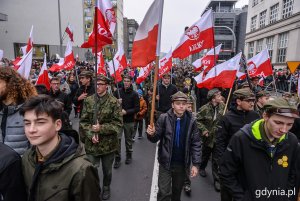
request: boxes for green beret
[256,90,270,99]
[233,88,255,100]
[79,71,93,78]
[97,74,110,84]
[171,91,188,102]
[207,88,220,100]
[187,95,194,104]
[263,97,299,118]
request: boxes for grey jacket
[0,104,29,155]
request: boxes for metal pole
[58,0,63,57]
[109,46,121,99]
[93,3,98,125]
[214,25,236,54]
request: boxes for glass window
[277,32,289,63]
[270,3,279,24]
[282,0,294,19]
[253,0,259,7]
[248,42,254,59]
[251,16,257,31]
[256,39,263,54]
[128,27,134,33]
[266,36,274,60]
[259,10,267,28]
[215,18,234,35]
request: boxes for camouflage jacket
[79,92,123,156]
[196,102,225,148]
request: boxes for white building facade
[0,0,86,60]
[245,0,300,69]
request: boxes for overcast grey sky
[124,0,249,53]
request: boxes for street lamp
[214,25,236,54]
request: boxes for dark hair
[20,95,62,121]
[35,84,49,95]
[50,77,60,83]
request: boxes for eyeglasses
[96,83,106,86]
[242,99,256,103]
[51,83,60,85]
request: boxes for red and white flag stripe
[136,63,154,84]
[247,49,273,78]
[159,49,172,78]
[195,52,242,89]
[36,54,50,90]
[192,44,222,72]
[65,24,74,42]
[172,9,214,59]
[131,0,164,67]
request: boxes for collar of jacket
[123,85,133,93]
[0,103,23,115]
[96,92,109,105]
[251,119,286,143]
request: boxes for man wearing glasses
[215,88,260,201]
[80,75,123,200]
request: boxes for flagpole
[93,1,98,125]
[109,45,121,99]
[150,0,164,127]
[211,9,217,77]
[223,87,233,115]
[57,0,63,57]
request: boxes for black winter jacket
[215,107,260,163]
[0,143,27,201]
[157,83,178,113]
[49,89,72,115]
[147,109,201,170]
[73,84,95,112]
[219,120,298,201]
[113,86,139,123]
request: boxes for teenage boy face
[23,110,62,146]
[123,78,131,89]
[186,103,193,112]
[263,113,295,138]
[172,100,187,116]
[96,81,107,95]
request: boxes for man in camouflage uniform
[79,75,123,200]
[255,90,270,117]
[196,88,225,191]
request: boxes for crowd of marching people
[1,58,300,201]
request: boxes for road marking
[149,143,159,201]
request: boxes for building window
[270,3,279,24]
[253,0,259,7]
[128,35,134,42]
[85,16,93,22]
[128,27,135,33]
[251,16,257,31]
[216,40,233,50]
[248,42,254,59]
[259,10,267,28]
[282,0,294,19]
[256,39,263,54]
[266,36,274,60]
[277,32,289,63]
[215,18,234,35]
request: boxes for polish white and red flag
[131,0,164,67]
[114,44,127,73]
[136,63,154,84]
[195,52,242,89]
[247,49,273,78]
[65,24,74,42]
[81,0,116,52]
[108,60,122,83]
[97,51,106,75]
[192,44,222,72]
[158,49,172,78]
[49,40,75,72]
[172,9,214,59]
[17,26,34,79]
[36,54,50,90]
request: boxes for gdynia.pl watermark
[255,187,296,198]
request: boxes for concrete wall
[0,0,85,59]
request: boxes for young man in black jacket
[147,91,201,201]
[113,75,140,167]
[215,88,260,200]
[0,143,27,201]
[220,97,299,201]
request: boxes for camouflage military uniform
[79,92,123,193]
[196,101,225,183]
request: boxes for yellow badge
[277,155,288,168]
